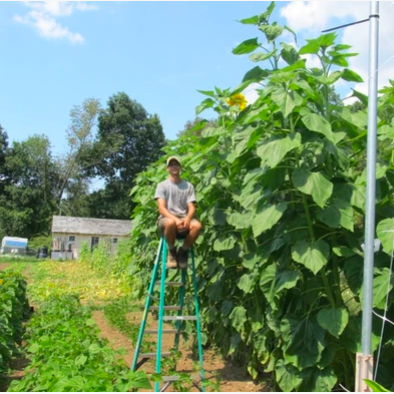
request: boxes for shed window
[112,238,118,244]
[91,237,99,251]
[69,236,75,242]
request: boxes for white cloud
[301,53,321,69]
[280,1,367,32]
[280,1,394,95]
[243,82,261,105]
[76,2,99,12]
[15,11,84,44]
[23,1,74,17]
[14,1,98,44]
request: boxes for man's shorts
[157,217,199,239]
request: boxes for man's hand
[175,218,184,231]
[183,217,191,230]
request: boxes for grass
[27,260,133,304]
[0,255,45,264]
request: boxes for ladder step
[155,281,184,287]
[149,306,181,311]
[145,329,181,334]
[163,316,197,321]
[162,373,200,382]
[139,352,171,358]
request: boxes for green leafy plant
[365,379,390,392]
[103,296,152,351]
[0,267,30,375]
[28,236,52,253]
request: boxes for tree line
[0,92,166,240]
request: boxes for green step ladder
[131,237,205,392]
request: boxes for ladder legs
[131,238,163,372]
[191,247,205,392]
[155,240,167,392]
[132,238,205,392]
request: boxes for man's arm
[186,202,196,220]
[183,202,196,229]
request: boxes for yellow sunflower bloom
[0,279,3,285]
[227,93,247,111]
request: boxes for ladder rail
[131,238,163,371]
[174,268,186,350]
[191,247,206,391]
[155,240,168,392]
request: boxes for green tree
[349,100,366,113]
[177,117,218,138]
[0,125,9,195]
[90,92,166,219]
[0,135,58,238]
[56,98,102,216]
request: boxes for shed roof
[51,216,132,237]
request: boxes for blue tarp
[4,240,27,248]
[1,237,28,249]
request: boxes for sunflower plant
[126,2,394,391]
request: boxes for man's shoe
[166,248,178,269]
[177,247,189,270]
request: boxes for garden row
[0,267,30,376]
[8,293,152,392]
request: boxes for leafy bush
[0,267,30,373]
[112,239,133,277]
[78,239,135,285]
[8,294,151,392]
[28,236,52,253]
[79,242,90,265]
[125,3,394,391]
[103,297,149,349]
[90,243,110,272]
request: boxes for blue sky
[1,1,394,157]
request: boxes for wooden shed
[51,215,132,260]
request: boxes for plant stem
[302,195,315,240]
[320,268,336,308]
[331,233,342,306]
[343,350,351,390]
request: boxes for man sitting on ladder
[155,156,202,270]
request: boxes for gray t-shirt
[155,179,196,217]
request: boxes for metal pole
[362,0,379,357]
[357,1,379,391]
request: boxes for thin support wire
[373,310,394,326]
[373,230,394,380]
[339,384,350,392]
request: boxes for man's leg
[162,218,176,248]
[159,218,178,268]
[177,220,202,269]
[183,220,202,248]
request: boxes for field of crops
[0,256,265,392]
[0,261,152,392]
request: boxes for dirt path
[93,310,268,392]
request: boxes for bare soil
[93,309,269,392]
